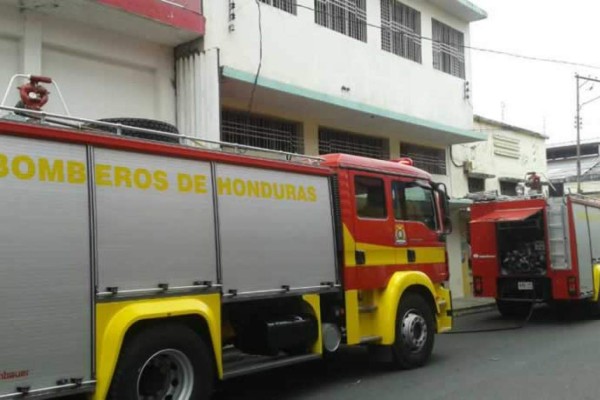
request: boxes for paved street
[215,307,600,400]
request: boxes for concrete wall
[0,5,175,123]
[450,119,547,197]
[205,0,474,130]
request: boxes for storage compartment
[496,212,547,276]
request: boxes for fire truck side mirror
[433,182,452,235]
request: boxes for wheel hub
[400,310,428,353]
[137,349,194,400]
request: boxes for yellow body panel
[374,271,439,344]
[344,290,362,344]
[347,272,452,346]
[94,294,222,400]
[302,294,323,354]
[593,264,600,301]
[342,225,445,266]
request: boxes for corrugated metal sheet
[547,157,600,181]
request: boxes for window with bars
[260,0,297,15]
[380,0,421,63]
[468,177,485,193]
[400,143,447,175]
[221,110,303,153]
[315,0,367,42]
[432,19,465,79]
[500,180,517,196]
[319,128,389,159]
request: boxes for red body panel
[470,198,583,302]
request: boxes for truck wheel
[107,323,214,400]
[391,293,435,369]
[496,300,531,318]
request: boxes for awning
[471,207,542,223]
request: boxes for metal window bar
[0,105,321,163]
[314,0,367,42]
[221,110,304,154]
[260,0,297,15]
[319,128,390,160]
[400,143,446,175]
[432,19,465,79]
[380,0,421,63]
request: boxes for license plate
[518,281,534,291]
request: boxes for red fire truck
[470,178,600,317]
[0,76,452,400]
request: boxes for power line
[293,3,600,71]
[248,0,264,114]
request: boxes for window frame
[380,0,422,63]
[432,19,465,79]
[260,0,297,15]
[393,180,438,231]
[354,175,388,220]
[315,0,367,42]
[400,143,447,175]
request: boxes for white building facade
[195,0,487,159]
[0,0,205,125]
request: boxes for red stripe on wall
[97,0,205,34]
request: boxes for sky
[470,0,600,144]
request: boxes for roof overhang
[12,0,203,45]
[221,67,486,146]
[426,0,487,22]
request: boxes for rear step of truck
[222,347,321,380]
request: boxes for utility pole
[576,74,581,193]
[574,74,600,194]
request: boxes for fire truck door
[470,219,498,296]
[393,181,445,275]
[351,173,395,268]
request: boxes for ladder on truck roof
[0,74,324,165]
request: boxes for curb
[453,303,497,317]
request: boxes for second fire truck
[470,175,600,316]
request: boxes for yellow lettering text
[307,186,317,202]
[217,177,231,195]
[133,168,152,190]
[194,175,208,194]
[0,154,8,178]
[114,166,132,188]
[12,155,35,180]
[285,184,297,200]
[178,173,193,193]
[153,170,169,192]
[39,158,65,183]
[67,161,86,184]
[95,164,112,187]
[233,179,246,196]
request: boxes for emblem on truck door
[395,224,407,245]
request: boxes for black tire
[391,293,435,369]
[88,118,180,144]
[496,299,531,318]
[107,323,214,400]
